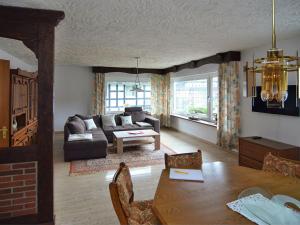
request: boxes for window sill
[171,114,217,128]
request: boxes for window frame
[105,82,151,113]
[172,72,218,123]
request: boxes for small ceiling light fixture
[131,57,144,92]
[245,0,300,107]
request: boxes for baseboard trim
[166,127,217,146]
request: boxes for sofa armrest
[144,116,160,133]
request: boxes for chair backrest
[109,162,134,225]
[263,153,300,178]
[165,150,202,169]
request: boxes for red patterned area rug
[69,143,176,176]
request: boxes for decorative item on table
[227,187,300,225]
[12,117,17,132]
[238,186,273,199]
[188,116,200,121]
[244,0,300,108]
[128,131,144,135]
[169,168,204,182]
[212,113,218,123]
[188,106,207,120]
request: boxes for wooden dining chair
[164,150,202,169]
[263,153,300,178]
[109,162,160,225]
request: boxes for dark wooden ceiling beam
[92,51,240,75]
[92,66,165,75]
[0,5,65,26]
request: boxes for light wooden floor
[53,128,238,225]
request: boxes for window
[106,82,151,112]
[173,73,218,122]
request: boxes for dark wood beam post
[37,24,55,224]
[0,5,64,224]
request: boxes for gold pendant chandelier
[245,0,300,106]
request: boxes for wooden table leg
[154,135,160,150]
[116,138,123,154]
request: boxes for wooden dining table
[152,162,300,225]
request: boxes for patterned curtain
[92,73,105,115]
[217,62,240,150]
[151,73,171,127]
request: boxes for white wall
[0,48,36,71]
[53,71,152,131]
[170,64,218,144]
[54,66,93,131]
[240,36,300,146]
[171,116,217,143]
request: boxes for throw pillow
[76,114,101,127]
[115,113,124,126]
[67,120,85,134]
[102,114,116,127]
[69,115,86,129]
[121,116,133,126]
[84,119,97,130]
[125,111,145,123]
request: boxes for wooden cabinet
[11,120,37,147]
[10,69,38,147]
[239,137,300,170]
[0,63,38,148]
[28,77,38,123]
[11,74,29,115]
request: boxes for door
[0,59,10,147]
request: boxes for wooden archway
[0,5,64,225]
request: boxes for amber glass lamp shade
[260,49,288,102]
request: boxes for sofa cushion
[76,114,101,127]
[115,113,124,126]
[64,128,108,161]
[121,116,133,125]
[67,120,85,134]
[102,114,116,127]
[125,107,143,112]
[84,119,97,130]
[70,115,86,128]
[86,128,108,141]
[125,111,146,123]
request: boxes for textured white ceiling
[0,0,299,68]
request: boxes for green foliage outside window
[188,106,208,115]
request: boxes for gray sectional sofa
[63,107,160,161]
